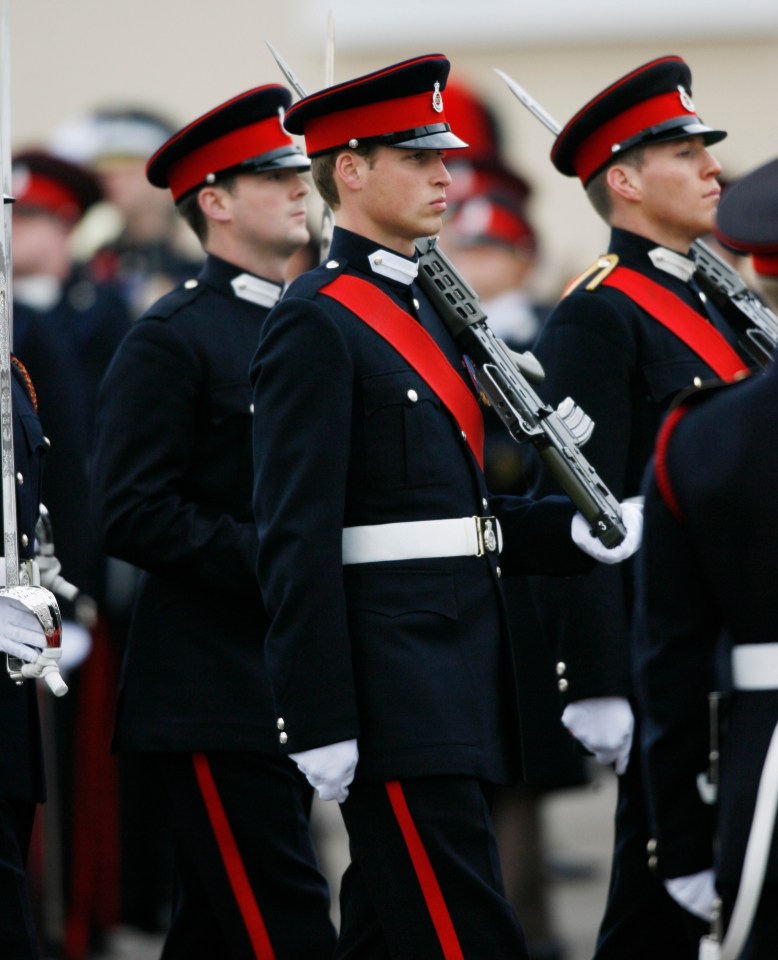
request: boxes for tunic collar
[326,228,419,287]
[230,273,283,308]
[647,246,697,283]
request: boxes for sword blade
[493,68,562,137]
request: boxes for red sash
[320,273,485,469]
[602,266,749,382]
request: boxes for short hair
[176,173,238,244]
[311,143,378,210]
[585,145,646,223]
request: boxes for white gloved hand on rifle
[562,696,634,774]
[571,499,643,565]
[290,739,359,803]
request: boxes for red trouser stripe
[385,780,465,960]
[192,753,276,960]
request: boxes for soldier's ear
[334,151,364,195]
[606,163,641,203]
[198,185,232,223]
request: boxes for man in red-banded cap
[716,156,778,310]
[527,55,756,958]
[91,85,337,958]
[250,54,639,959]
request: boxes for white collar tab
[367,249,418,285]
[648,246,696,283]
[231,274,283,308]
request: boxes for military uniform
[528,56,751,959]
[635,364,778,958]
[92,86,335,960]
[0,361,50,958]
[633,150,778,960]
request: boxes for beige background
[10,0,778,298]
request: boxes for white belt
[342,516,503,566]
[731,644,778,690]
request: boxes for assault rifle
[690,241,778,368]
[494,67,778,369]
[416,238,627,548]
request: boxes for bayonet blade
[266,41,309,99]
[493,68,562,137]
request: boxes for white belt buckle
[473,516,498,557]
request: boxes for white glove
[36,551,79,603]
[0,594,48,661]
[664,868,717,921]
[0,595,68,696]
[571,500,643,564]
[35,504,79,602]
[20,647,68,697]
[290,738,359,803]
[562,696,634,774]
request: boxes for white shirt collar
[648,246,696,283]
[231,273,283,308]
[367,248,418,285]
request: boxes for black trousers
[336,776,528,960]
[0,797,39,960]
[594,732,707,959]
[151,751,336,960]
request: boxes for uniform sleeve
[529,291,637,700]
[92,319,258,592]
[633,454,716,878]
[251,297,360,754]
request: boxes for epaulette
[667,374,736,413]
[561,253,619,297]
[141,277,204,321]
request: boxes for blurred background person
[49,106,203,321]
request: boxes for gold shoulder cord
[561,253,620,297]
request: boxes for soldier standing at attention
[527,56,754,958]
[91,86,337,959]
[251,53,641,959]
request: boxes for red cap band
[302,91,447,155]
[17,174,81,222]
[167,114,291,201]
[573,89,694,183]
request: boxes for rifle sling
[320,274,485,469]
[602,267,750,382]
